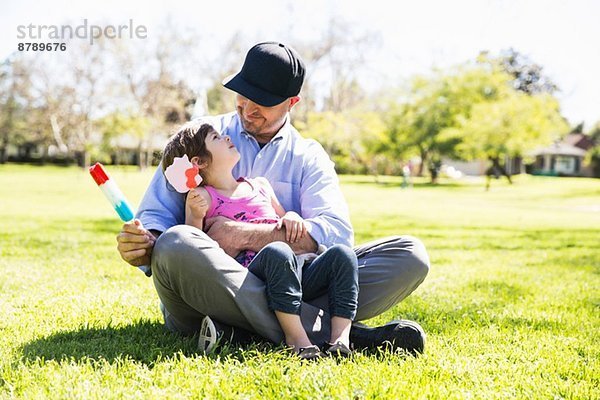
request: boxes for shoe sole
[198,316,218,354]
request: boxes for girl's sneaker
[296,345,324,360]
[325,341,352,358]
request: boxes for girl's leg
[302,245,359,346]
[247,241,312,351]
[273,312,312,350]
[330,316,352,345]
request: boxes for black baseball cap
[222,42,305,107]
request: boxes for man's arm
[297,140,354,248]
[204,217,317,257]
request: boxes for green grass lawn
[0,164,598,399]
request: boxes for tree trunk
[487,157,513,187]
[493,157,512,184]
[417,149,427,177]
[137,145,144,170]
[79,150,91,169]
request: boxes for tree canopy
[382,60,569,180]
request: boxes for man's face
[235,95,295,142]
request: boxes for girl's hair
[161,122,215,173]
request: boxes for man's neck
[253,132,276,145]
[247,117,288,145]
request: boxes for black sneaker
[198,316,256,353]
[350,319,425,355]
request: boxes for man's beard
[240,118,259,135]
[237,109,287,138]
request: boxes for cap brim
[222,73,288,107]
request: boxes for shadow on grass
[80,218,126,235]
[20,319,280,366]
[21,320,195,364]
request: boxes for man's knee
[374,235,429,283]
[152,224,215,273]
[399,235,430,282]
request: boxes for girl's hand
[186,188,208,221]
[277,211,307,243]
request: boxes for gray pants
[151,225,430,344]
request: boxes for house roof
[563,133,595,150]
[531,142,587,157]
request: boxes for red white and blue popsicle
[89,162,151,275]
[89,162,136,222]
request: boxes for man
[117,42,430,354]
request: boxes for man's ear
[288,96,301,110]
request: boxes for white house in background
[441,158,487,176]
[442,132,597,178]
[530,133,595,177]
[441,156,523,177]
[530,142,587,176]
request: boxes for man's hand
[204,216,248,257]
[116,219,156,267]
[277,211,307,243]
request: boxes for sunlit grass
[1,165,598,399]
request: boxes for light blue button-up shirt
[136,112,354,248]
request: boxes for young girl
[161,121,358,359]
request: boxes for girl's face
[201,129,240,173]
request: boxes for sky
[2,0,599,128]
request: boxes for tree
[585,121,600,177]
[296,110,386,174]
[0,59,20,163]
[109,31,199,168]
[384,57,569,183]
[289,17,381,123]
[0,55,36,163]
[570,122,585,134]
[33,63,80,161]
[454,91,568,183]
[384,64,512,179]
[480,48,559,95]
[98,112,152,165]
[587,121,600,144]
